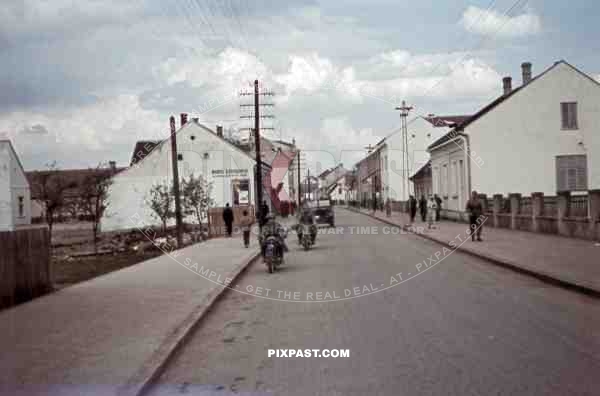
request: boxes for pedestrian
[260,200,270,226]
[419,195,427,222]
[222,203,234,237]
[434,194,442,221]
[372,196,377,214]
[239,209,253,248]
[427,196,437,229]
[466,190,484,241]
[409,195,417,223]
[385,198,392,217]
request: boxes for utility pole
[307,168,310,201]
[169,115,183,247]
[253,79,263,229]
[297,149,301,208]
[239,81,274,227]
[395,101,413,203]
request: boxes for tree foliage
[181,173,214,227]
[145,181,173,232]
[79,163,113,253]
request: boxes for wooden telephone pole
[169,115,183,247]
[395,100,413,202]
[253,79,263,229]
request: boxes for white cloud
[460,5,541,38]
[0,95,166,169]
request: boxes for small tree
[31,162,68,239]
[181,173,214,229]
[145,181,173,233]
[79,163,113,254]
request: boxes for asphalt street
[148,208,600,396]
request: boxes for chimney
[502,76,512,96]
[216,125,223,137]
[108,161,116,171]
[180,113,188,127]
[521,62,532,85]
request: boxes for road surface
[148,208,600,396]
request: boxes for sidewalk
[346,207,600,296]
[0,234,262,396]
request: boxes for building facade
[429,60,600,214]
[101,120,261,231]
[0,140,31,231]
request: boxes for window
[18,196,24,217]
[442,164,448,196]
[556,155,587,191]
[561,102,578,130]
[232,179,250,205]
[177,153,183,161]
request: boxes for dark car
[310,200,335,227]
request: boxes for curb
[344,207,600,298]
[117,249,262,396]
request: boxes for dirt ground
[50,221,203,289]
[52,250,163,288]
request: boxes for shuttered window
[561,102,578,130]
[556,155,587,192]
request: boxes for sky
[1,0,599,173]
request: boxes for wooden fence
[0,226,51,309]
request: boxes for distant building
[352,115,467,205]
[428,60,600,215]
[317,164,349,201]
[0,140,31,231]
[409,160,432,199]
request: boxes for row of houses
[345,60,600,219]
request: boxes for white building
[354,115,467,204]
[428,60,600,213]
[0,140,31,231]
[317,165,349,203]
[102,120,263,231]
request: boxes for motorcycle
[298,223,316,251]
[263,227,288,273]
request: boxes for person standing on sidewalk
[434,194,442,221]
[222,203,234,237]
[427,196,437,229]
[419,195,428,222]
[409,195,418,223]
[385,198,392,217]
[466,191,484,241]
[239,209,253,248]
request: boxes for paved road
[149,209,600,396]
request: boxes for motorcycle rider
[260,214,288,258]
[297,207,317,244]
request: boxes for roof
[0,139,28,181]
[409,160,431,181]
[428,60,597,151]
[26,166,125,199]
[130,140,160,166]
[128,120,271,171]
[423,115,471,128]
[270,139,296,148]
